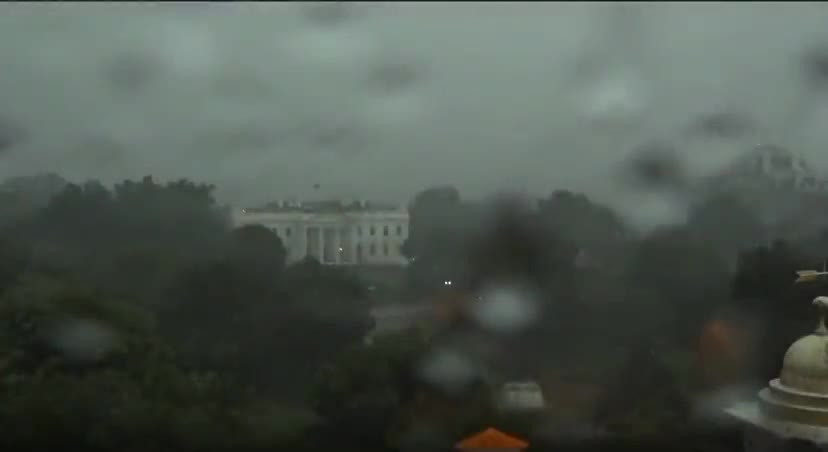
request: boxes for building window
[383,225,389,236]
[396,225,403,236]
[382,243,389,256]
[369,243,376,255]
[357,226,362,236]
[356,244,362,257]
[370,226,376,236]
[285,227,292,237]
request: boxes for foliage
[593,344,691,435]
[0,274,274,449]
[623,226,731,343]
[7,176,229,305]
[310,330,427,439]
[0,174,373,447]
[312,328,498,450]
[4,171,828,448]
[402,186,482,294]
[685,192,766,258]
[160,248,372,399]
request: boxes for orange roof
[456,427,529,449]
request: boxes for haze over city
[8,3,828,452]
[2,2,828,209]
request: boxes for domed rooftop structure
[727,284,828,448]
[758,296,828,427]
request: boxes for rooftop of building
[456,427,529,449]
[240,199,404,215]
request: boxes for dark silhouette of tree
[686,193,767,264]
[226,224,287,276]
[403,186,481,294]
[625,226,731,343]
[537,190,627,249]
[593,342,690,435]
[731,240,826,382]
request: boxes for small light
[338,247,343,251]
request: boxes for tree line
[0,174,826,450]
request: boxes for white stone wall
[233,208,409,266]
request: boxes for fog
[7,4,828,450]
[2,2,828,207]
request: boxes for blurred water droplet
[48,318,118,363]
[0,119,28,154]
[106,51,160,94]
[693,385,753,422]
[472,285,538,334]
[683,139,748,182]
[302,119,368,154]
[301,2,352,28]
[286,27,377,68]
[364,92,425,129]
[367,60,421,94]
[419,348,478,393]
[617,191,689,233]
[581,72,648,128]
[689,112,755,140]
[157,22,218,78]
[69,135,128,180]
[619,142,686,192]
[802,44,828,89]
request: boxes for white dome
[780,333,828,394]
[757,296,828,427]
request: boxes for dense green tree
[537,190,628,250]
[0,173,68,226]
[6,176,230,305]
[161,254,372,399]
[0,275,269,449]
[685,192,767,263]
[623,226,731,343]
[310,330,427,445]
[593,343,690,436]
[310,329,493,449]
[226,224,287,275]
[402,185,462,261]
[402,186,481,294]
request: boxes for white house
[232,199,409,266]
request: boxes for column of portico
[352,224,360,265]
[333,225,341,264]
[318,224,325,262]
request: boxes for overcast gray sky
[1,2,828,208]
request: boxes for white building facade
[233,200,410,266]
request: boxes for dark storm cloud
[1,2,828,210]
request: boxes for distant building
[712,144,828,194]
[233,199,409,266]
[709,145,828,240]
